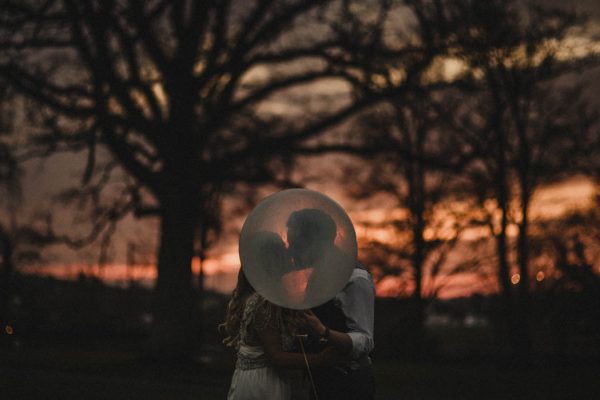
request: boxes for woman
[220,265,336,399]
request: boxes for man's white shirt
[334,267,375,364]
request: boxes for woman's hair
[219,266,304,348]
[219,268,255,348]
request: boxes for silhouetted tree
[0,0,377,358]
[438,0,599,359]
[0,207,17,329]
[345,96,480,347]
[300,0,483,355]
[0,82,20,327]
[338,0,599,360]
[531,202,600,359]
[0,88,50,329]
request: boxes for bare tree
[344,96,476,345]
[0,80,20,327]
[339,0,598,360]
[0,84,45,328]
[0,147,18,328]
[530,199,600,359]
[297,0,483,354]
[437,0,599,359]
[0,0,377,358]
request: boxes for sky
[19,159,598,298]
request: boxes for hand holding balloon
[301,309,354,355]
[300,310,327,337]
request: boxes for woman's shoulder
[243,293,281,329]
[243,292,264,312]
[242,293,267,319]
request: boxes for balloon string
[298,335,319,400]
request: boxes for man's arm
[302,270,375,359]
[338,271,375,359]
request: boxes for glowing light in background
[511,274,521,285]
[536,271,545,282]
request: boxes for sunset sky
[20,170,598,298]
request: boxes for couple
[221,208,375,400]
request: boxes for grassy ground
[0,342,232,400]
[374,360,600,400]
[2,342,600,399]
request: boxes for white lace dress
[227,293,309,400]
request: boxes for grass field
[2,342,600,400]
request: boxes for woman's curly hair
[219,268,305,348]
[219,268,254,348]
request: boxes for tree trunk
[495,189,512,303]
[411,212,427,357]
[148,193,199,360]
[0,227,14,325]
[408,124,427,357]
[493,112,520,359]
[515,176,532,361]
[495,188,517,356]
[515,105,533,361]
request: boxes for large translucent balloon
[239,189,357,309]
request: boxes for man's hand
[301,310,327,337]
[301,311,354,355]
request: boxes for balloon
[239,189,357,309]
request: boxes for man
[287,208,375,400]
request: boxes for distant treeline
[3,273,599,363]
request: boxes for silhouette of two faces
[251,208,346,306]
[287,209,348,305]
[286,208,337,269]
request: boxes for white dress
[227,293,309,400]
